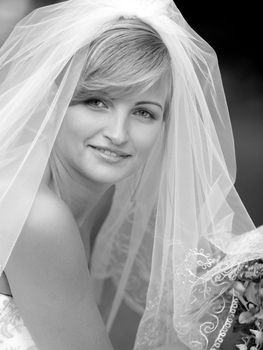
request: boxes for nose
[103,108,129,145]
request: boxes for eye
[133,109,156,120]
[84,98,108,109]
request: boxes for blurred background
[0,0,262,226]
[176,1,263,227]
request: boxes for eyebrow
[135,101,163,111]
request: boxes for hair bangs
[72,17,172,103]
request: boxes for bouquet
[225,259,263,350]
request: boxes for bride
[0,1,262,349]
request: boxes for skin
[51,77,169,223]
[55,85,165,185]
[2,77,170,350]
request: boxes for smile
[89,145,132,163]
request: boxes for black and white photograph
[0,1,262,349]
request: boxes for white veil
[0,1,262,349]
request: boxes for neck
[48,152,111,226]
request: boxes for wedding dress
[0,294,37,349]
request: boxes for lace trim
[0,294,37,349]
[209,295,239,349]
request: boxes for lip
[89,145,132,157]
[88,145,133,163]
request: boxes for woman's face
[54,78,169,186]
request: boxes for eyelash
[84,98,107,109]
[133,109,156,120]
[84,98,156,120]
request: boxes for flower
[249,329,263,347]
[234,281,247,294]
[236,344,248,350]
[255,309,263,320]
[245,282,260,306]
[226,259,263,349]
[239,311,256,324]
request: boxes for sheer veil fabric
[0,0,262,349]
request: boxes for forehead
[141,78,170,100]
[127,78,170,106]
[97,76,171,105]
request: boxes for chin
[82,167,136,185]
[78,154,141,185]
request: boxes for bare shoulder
[4,188,111,350]
[18,185,86,268]
[26,186,77,236]
[5,185,87,284]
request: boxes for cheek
[55,114,84,157]
[58,111,92,145]
[131,123,163,157]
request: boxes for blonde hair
[71,17,172,117]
